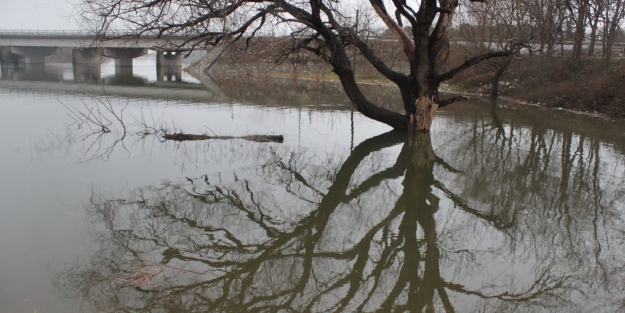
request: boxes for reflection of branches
[433,180,518,230]
[49,96,283,165]
[61,97,113,133]
[52,95,130,162]
[445,266,566,301]
[55,126,625,312]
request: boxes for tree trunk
[490,57,512,97]
[587,26,596,56]
[491,73,501,98]
[491,66,505,98]
[603,0,624,68]
[570,0,588,62]
[588,15,599,56]
[408,96,439,132]
[604,35,614,68]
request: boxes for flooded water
[1,56,625,313]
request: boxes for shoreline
[188,61,621,123]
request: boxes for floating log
[163,133,284,143]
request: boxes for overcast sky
[0,0,79,30]
[0,0,378,32]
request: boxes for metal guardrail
[0,30,119,36]
[0,30,187,38]
[0,30,90,36]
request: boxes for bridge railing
[0,30,152,37]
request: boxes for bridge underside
[1,46,190,82]
[156,51,184,82]
[1,46,60,65]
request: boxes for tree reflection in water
[54,118,625,312]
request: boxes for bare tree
[601,0,625,66]
[79,0,525,132]
[565,0,590,62]
[587,0,603,56]
[457,0,533,97]
[521,0,567,56]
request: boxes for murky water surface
[1,57,625,312]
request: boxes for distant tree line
[435,0,625,96]
[453,0,625,63]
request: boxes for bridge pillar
[1,47,18,66]
[11,66,63,82]
[98,48,148,78]
[73,64,102,83]
[156,51,183,67]
[102,48,147,68]
[72,48,104,65]
[0,62,14,79]
[72,48,103,83]
[7,46,59,64]
[156,51,183,82]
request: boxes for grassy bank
[450,57,625,120]
[190,40,625,121]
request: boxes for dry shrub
[449,51,625,120]
[208,36,625,119]
[508,58,625,119]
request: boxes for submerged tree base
[163,133,284,143]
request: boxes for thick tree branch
[428,0,458,72]
[344,29,411,87]
[390,0,418,29]
[438,96,468,107]
[274,0,411,130]
[436,50,515,82]
[369,0,415,59]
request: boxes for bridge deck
[0,30,198,50]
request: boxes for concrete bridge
[0,30,200,82]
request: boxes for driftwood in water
[163,133,284,143]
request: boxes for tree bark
[491,63,507,98]
[603,0,625,68]
[491,72,501,98]
[408,97,439,132]
[571,0,588,62]
[588,15,599,57]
